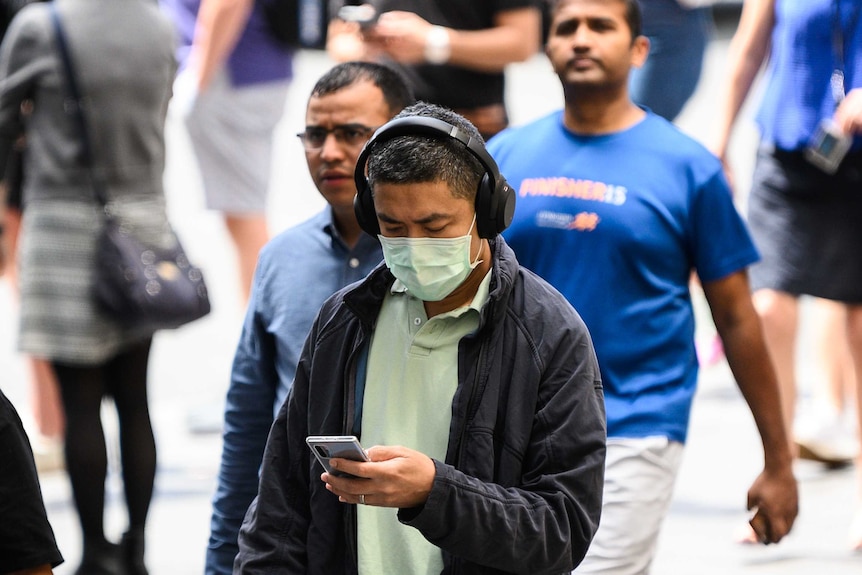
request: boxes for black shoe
[120,528,149,575]
[74,539,123,575]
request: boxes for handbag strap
[49,4,109,208]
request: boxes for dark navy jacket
[236,237,606,575]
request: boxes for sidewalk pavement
[2,16,861,573]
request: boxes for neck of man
[424,238,492,318]
[562,85,646,135]
[331,205,364,249]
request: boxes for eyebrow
[304,122,372,130]
[376,211,452,225]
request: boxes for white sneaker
[31,434,65,474]
[794,416,859,466]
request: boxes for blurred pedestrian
[204,61,413,575]
[0,0,178,572]
[488,0,798,571]
[630,0,713,121]
[0,388,64,575]
[327,0,542,138]
[161,0,294,303]
[712,0,862,549]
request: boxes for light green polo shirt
[357,271,492,575]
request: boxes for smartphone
[306,435,369,478]
[337,4,378,29]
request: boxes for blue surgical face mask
[378,215,482,302]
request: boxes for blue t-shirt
[488,111,758,443]
[756,0,862,150]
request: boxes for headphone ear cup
[353,178,380,236]
[474,174,516,238]
[496,178,516,234]
[474,173,495,239]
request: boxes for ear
[630,35,650,69]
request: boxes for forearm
[445,8,541,73]
[402,461,599,574]
[713,300,792,470]
[368,7,541,73]
[190,0,254,91]
[703,271,792,468]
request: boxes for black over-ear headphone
[353,116,516,239]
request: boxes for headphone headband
[353,115,515,238]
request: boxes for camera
[804,119,852,175]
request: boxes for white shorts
[575,436,685,575]
[183,69,289,214]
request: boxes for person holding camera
[235,101,606,574]
[712,0,862,549]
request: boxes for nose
[571,24,592,49]
[319,132,345,161]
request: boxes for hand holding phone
[338,5,378,29]
[306,435,369,478]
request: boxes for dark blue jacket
[236,237,606,575]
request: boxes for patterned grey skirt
[17,195,178,365]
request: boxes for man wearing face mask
[235,101,607,575]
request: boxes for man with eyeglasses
[204,61,414,575]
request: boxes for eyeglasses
[296,124,377,150]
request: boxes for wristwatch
[424,26,451,65]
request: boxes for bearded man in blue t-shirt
[488,1,798,573]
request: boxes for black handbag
[51,6,211,331]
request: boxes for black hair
[365,102,486,202]
[310,61,415,116]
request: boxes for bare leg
[28,358,64,439]
[26,358,65,473]
[793,299,858,465]
[810,299,855,414]
[752,289,799,454]
[843,305,862,549]
[3,205,21,287]
[224,213,268,304]
[4,208,65,469]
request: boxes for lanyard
[831,0,861,105]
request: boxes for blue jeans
[629,0,712,121]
